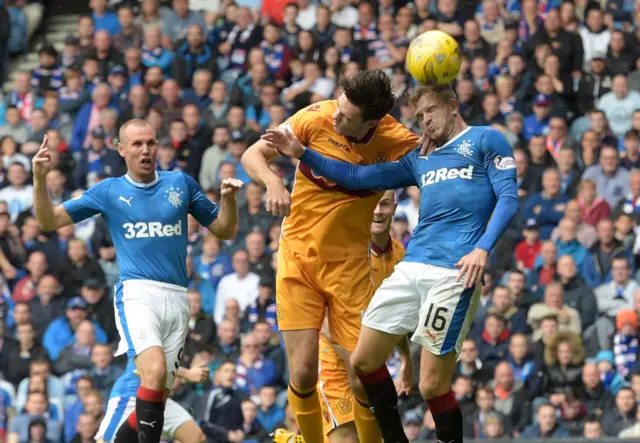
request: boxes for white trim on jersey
[124,172,159,188]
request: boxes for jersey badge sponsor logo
[165,187,184,208]
[426,329,437,343]
[327,138,351,152]
[119,196,133,207]
[276,303,283,322]
[494,156,516,170]
[122,220,183,239]
[306,104,321,112]
[374,152,390,163]
[421,165,473,187]
[456,140,474,157]
[336,399,352,415]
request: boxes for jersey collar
[421,126,472,157]
[346,125,377,145]
[125,171,159,188]
[370,239,392,256]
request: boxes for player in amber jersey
[242,71,417,443]
[273,190,409,443]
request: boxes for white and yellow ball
[405,30,462,86]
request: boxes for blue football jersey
[63,171,219,287]
[110,359,140,399]
[397,126,516,267]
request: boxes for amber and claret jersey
[279,100,418,261]
[319,238,406,364]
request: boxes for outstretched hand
[261,129,305,159]
[32,136,52,179]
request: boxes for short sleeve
[185,173,219,227]
[390,125,420,161]
[278,103,325,146]
[62,179,111,223]
[481,128,517,185]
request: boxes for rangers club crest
[165,187,184,208]
[457,140,474,157]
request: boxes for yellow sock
[354,398,383,443]
[288,382,325,443]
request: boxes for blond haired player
[274,190,410,443]
[241,70,417,443]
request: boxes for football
[405,30,462,86]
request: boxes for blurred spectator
[523,168,568,240]
[528,282,581,340]
[580,361,615,418]
[520,403,570,438]
[184,289,217,360]
[601,386,637,436]
[197,360,244,442]
[214,250,259,325]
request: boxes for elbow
[215,229,234,241]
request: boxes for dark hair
[340,69,396,121]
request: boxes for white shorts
[96,396,192,442]
[362,262,481,355]
[114,279,190,389]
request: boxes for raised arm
[300,148,416,190]
[262,128,416,190]
[240,139,291,217]
[186,175,242,240]
[32,137,74,232]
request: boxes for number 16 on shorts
[412,282,480,356]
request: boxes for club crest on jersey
[457,140,474,157]
[374,152,390,163]
[165,187,184,208]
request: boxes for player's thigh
[412,266,482,356]
[318,361,357,440]
[165,399,203,443]
[162,289,190,390]
[351,262,422,372]
[97,397,136,443]
[323,257,374,353]
[327,422,359,443]
[276,246,325,332]
[114,281,164,360]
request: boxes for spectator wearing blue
[234,332,278,395]
[106,65,129,109]
[582,144,631,209]
[506,334,535,385]
[520,403,570,438]
[257,385,284,433]
[31,44,64,96]
[223,132,252,184]
[523,93,552,141]
[192,235,232,315]
[141,26,174,76]
[73,127,124,190]
[243,277,277,332]
[63,376,94,443]
[69,84,118,153]
[583,219,634,287]
[553,218,588,269]
[90,0,121,36]
[42,297,107,361]
[523,168,569,240]
[173,24,216,88]
[162,0,206,49]
[8,409,62,443]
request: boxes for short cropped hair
[408,83,458,108]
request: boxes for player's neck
[443,117,468,146]
[126,170,156,184]
[371,232,391,253]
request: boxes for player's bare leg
[350,326,408,443]
[419,348,463,443]
[174,420,206,443]
[283,329,324,443]
[327,422,359,443]
[114,346,168,443]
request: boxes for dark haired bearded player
[242,70,417,443]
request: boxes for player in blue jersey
[31,119,242,443]
[96,359,209,443]
[262,83,519,443]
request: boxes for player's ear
[116,142,125,158]
[450,99,460,117]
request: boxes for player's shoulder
[158,170,196,188]
[468,125,509,147]
[391,237,406,257]
[290,100,336,123]
[375,115,419,159]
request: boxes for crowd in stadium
[2,0,640,440]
